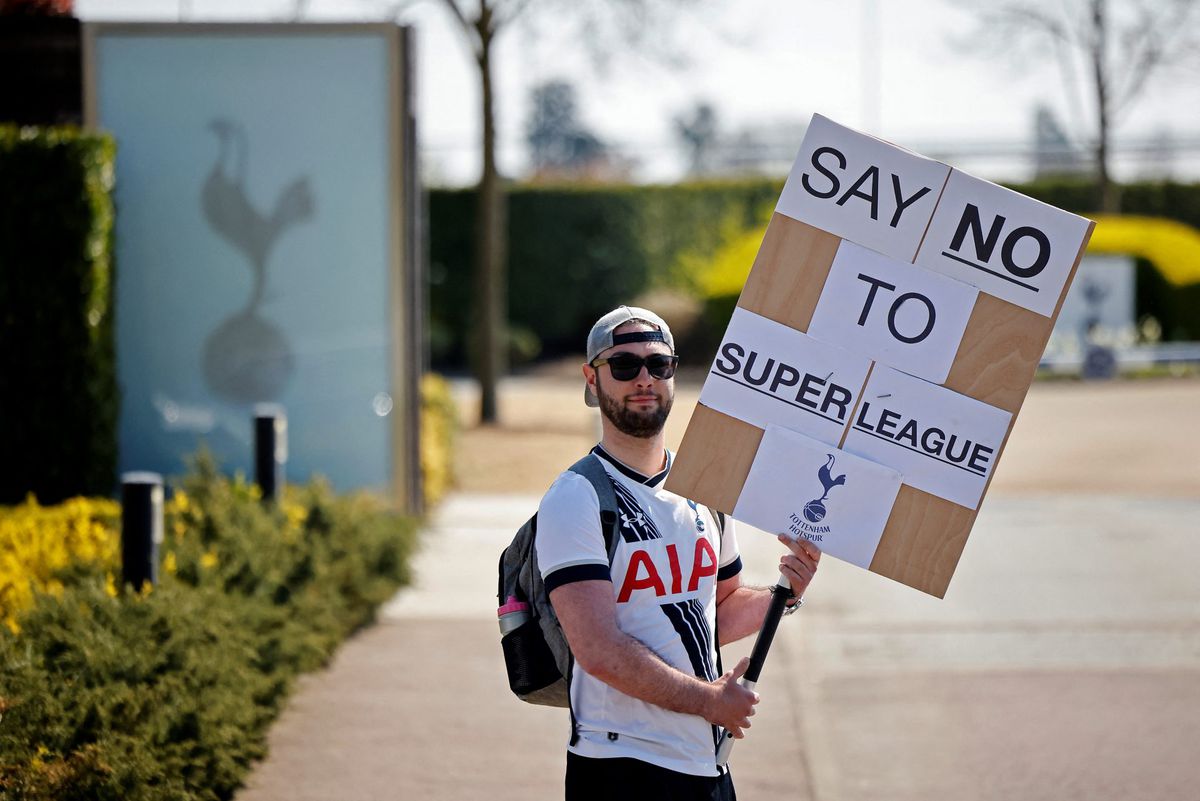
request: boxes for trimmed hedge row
[428,180,781,366]
[0,456,418,801]
[0,126,118,505]
[429,178,1200,367]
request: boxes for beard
[596,374,673,438]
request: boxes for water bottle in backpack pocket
[495,454,620,707]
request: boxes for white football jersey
[536,446,742,777]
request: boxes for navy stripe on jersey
[592,445,671,488]
[660,599,716,683]
[612,481,662,543]
[717,556,743,582]
[685,596,724,751]
[684,599,717,682]
[544,563,611,593]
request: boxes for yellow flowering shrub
[0,444,406,639]
[0,496,120,633]
[691,222,768,298]
[670,210,767,295]
[421,373,458,510]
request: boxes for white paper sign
[699,308,872,445]
[842,365,1012,509]
[777,114,951,262]
[915,169,1092,317]
[807,240,979,384]
[733,425,902,569]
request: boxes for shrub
[419,373,457,510]
[0,455,418,801]
[0,126,118,505]
[0,496,120,634]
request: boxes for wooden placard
[667,197,1093,596]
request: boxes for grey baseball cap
[584,305,675,407]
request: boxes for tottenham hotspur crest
[803,454,847,523]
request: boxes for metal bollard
[121,472,164,590]
[254,404,288,503]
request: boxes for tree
[423,0,512,424]
[392,0,708,423]
[673,100,719,177]
[525,79,608,178]
[961,0,1199,211]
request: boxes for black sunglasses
[591,352,679,381]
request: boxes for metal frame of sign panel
[665,212,1094,598]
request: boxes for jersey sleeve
[536,472,612,593]
[715,512,742,582]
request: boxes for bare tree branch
[955,0,1199,212]
[1111,0,1198,115]
[438,0,484,57]
[492,0,538,30]
[971,1,1071,43]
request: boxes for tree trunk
[473,17,506,423]
[1090,0,1119,212]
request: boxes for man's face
[590,324,675,439]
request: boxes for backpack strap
[563,452,622,747]
[567,453,621,563]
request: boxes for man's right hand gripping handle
[705,656,758,738]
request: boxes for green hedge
[0,455,418,801]
[428,180,781,366]
[0,126,118,504]
[429,178,1200,366]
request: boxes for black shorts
[565,752,736,801]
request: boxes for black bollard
[254,404,288,503]
[121,472,163,590]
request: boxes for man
[536,305,821,800]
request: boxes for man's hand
[705,656,758,738]
[777,534,822,599]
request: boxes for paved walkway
[236,490,1200,801]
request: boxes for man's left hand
[776,534,821,599]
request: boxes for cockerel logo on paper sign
[733,425,902,569]
[802,455,846,524]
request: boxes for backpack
[496,454,620,707]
